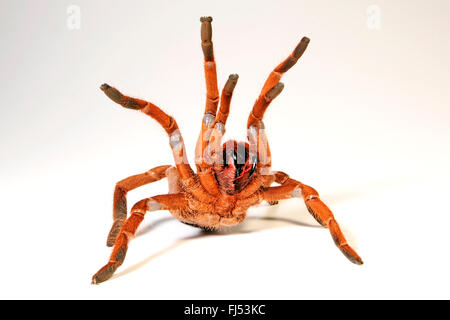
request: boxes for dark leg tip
[100,83,110,91]
[200,16,213,23]
[347,254,364,265]
[265,82,284,101]
[91,263,118,285]
[223,74,239,94]
[340,244,364,265]
[291,37,310,60]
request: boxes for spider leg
[100,84,194,182]
[195,17,241,195]
[216,74,239,125]
[237,120,275,198]
[193,16,220,194]
[92,193,187,284]
[247,37,309,128]
[200,16,219,116]
[107,165,171,247]
[242,37,310,194]
[204,74,239,168]
[263,171,363,265]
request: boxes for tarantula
[92,17,363,284]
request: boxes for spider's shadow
[111,199,330,281]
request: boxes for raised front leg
[263,172,363,265]
[194,16,221,194]
[100,83,194,182]
[215,74,239,125]
[247,37,309,128]
[195,17,241,196]
[204,74,239,170]
[200,16,219,116]
[92,193,187,284]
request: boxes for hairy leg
[247,37,309,128]
[243,37,310,193]
[92,193,187,284]
[215,74,239,125]
[204,74,239,169]
[196,18,240,195]
[194,16,221,194]
[263,171,363,265]
[107,165,171,247]
[200,16,219,116]
[100,84,194,182]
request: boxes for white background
[0,0,449,299]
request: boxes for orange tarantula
[92,16,363,284]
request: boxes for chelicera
[92,16,363,284]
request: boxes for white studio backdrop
[0,0,449,299]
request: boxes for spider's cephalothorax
[92,16,363,284]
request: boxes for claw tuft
[200,16,213,22]
[100,83,110,91]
